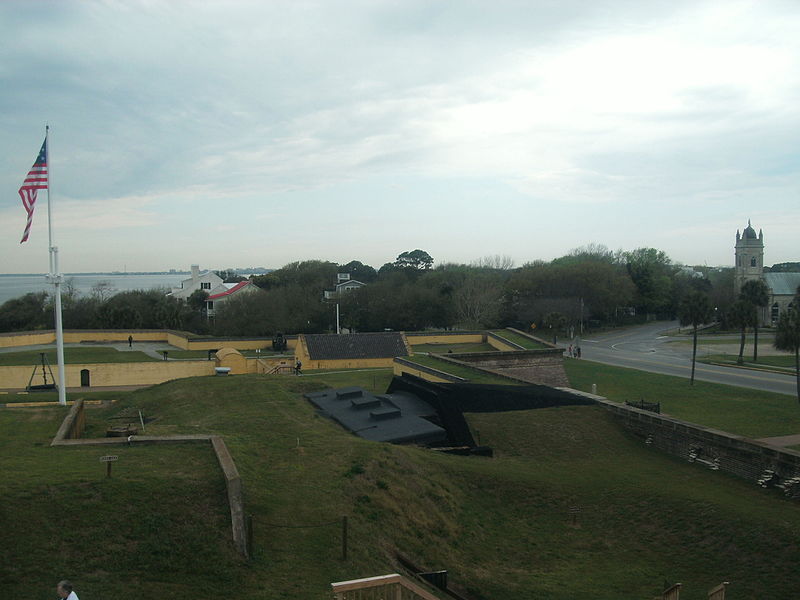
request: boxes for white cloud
[1,0,798,271]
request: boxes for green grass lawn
[0,347,157,366]
[700,354,797,370]
[1,390,129,404]
[404,354,523,385]
[564,359,800,438]
[4,375,800,599]
[490,329,550,349]
[410,342,496,353]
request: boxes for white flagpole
[45,125,67,406]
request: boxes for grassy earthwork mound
[1,370,800,599]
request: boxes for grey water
[0,273,188,305]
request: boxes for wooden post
[246,514,254,559]
[341,516,348,561]
[106,461,112,478]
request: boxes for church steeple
[734,219,764,296]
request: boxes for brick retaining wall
[562,388,800,498]
[445,349,570,387]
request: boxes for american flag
[18,139,48,243]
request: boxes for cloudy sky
[1,0,798,274]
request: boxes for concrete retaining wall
[393,357,466,383]
[49,406,249,556]
[212,436,248,557]
[50,398,86,444]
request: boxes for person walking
[295,359,302,375]
[57,580,79,600]
[128,334,133,348]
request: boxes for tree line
[0,246,773,339]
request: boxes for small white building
[170,265,224,300]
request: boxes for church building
[734,220,800,325]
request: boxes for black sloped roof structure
[303,332,408,360]
[304,386,446,445]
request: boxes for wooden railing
[707,582,729,600]
[331,574,443,600]
[652,582,729,600]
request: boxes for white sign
[99,455,119,462]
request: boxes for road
[576,320,797,397]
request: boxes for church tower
[734,219,764,297]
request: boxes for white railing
[331,573,443,600]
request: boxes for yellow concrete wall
[63,330,167,343]
[0,329,292,353]
[393,360,458,383]
[0,331,55,348]
[166,331,191,349]
[487,335,520,352]
[305,357,395,370]
[184,339,269,351]
[407,333,485,346]
[0,361,215,388]
[246,356,295,374]
[216,348,248,375]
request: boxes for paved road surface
[576,321,797,397]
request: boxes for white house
[169,265,224,300]
[323,273,367,299]
[205,280,258,317]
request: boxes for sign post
[100,455,118,477]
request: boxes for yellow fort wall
[486,335,521,352]
[0,360,215,389]
[0,331,55,348]
[0,329,296,353]
[406,332,485,346]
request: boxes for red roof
[207,280,252,300]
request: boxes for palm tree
[774,286,800,403]
[729,299,752,365]
[678,290,713,385]
[740,279,770,362]
[774,310,800,403]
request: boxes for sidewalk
[755,433,800,448]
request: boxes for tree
[774,310,800,403]
[728,299,752,365]
[90,280,116,302]
[187,289,209,318]
[624,247,676,316]
[678,290,713,385]
[454,274,503,329]
[739,279,770,362]
[773,286,800,402]
[0,292,50,332]
[471,254,515,270]
[393,249,433,271]
[214,269,246,283]
[338,260,378,283]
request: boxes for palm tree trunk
[691,325,698,385]
[795,347,799,404]
[753,322,759,362]
[738,326,746,365]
